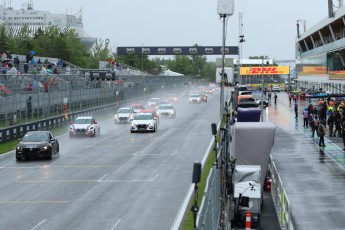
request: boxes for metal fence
[196,165,221,230]
[0,74,195,144]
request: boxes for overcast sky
[10,0,331,61]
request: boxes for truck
[216,67,234,85]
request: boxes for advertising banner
[117,46,239,55]
[240,66,290,75]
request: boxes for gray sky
[11,0,330,61]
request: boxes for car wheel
[16,156,21,161]
[56,144,60,153]
[47,149,53,160]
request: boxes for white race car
[189,94,201,103]
[69,116,100,137]
[114,107,134,123]
[130,112,157,133]
[156,104,176,118]
[148,98,160,107]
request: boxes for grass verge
[182,141,217,229]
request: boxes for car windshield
[74,118,92,124]
[159,105,173,109]
[22,133,49,142]
[150,98,160,102]
[191,94,199,97]
[134,114,153,120]
[132,105,143,109]
[118,108,132,113]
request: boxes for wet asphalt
[264,92,345,230]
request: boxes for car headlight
[16,146,22,151]
[41,146,48,150]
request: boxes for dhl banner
[240,66,289,75]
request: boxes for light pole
[217,0,234,122]
[261,56,268,121]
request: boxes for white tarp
[231,122,276,184]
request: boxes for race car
[114,107,134,123]
[130,104,145,113]
[200,93,208,102]
[69,116,100,137]
[16,131,59,161]
[156,104,176,118]
[130,112,158,133]
[167,94,179,104]
[148,98,160,107]
[189,94,202,103]
[140,109,160,123]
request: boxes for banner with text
[240,66,290,75]
[117,46,239,55]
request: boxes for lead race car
[16,131,59,161]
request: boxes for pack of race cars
[114,84,219,133]
[16,84,219,161]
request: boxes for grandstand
[296,1,345,93]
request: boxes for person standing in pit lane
[302,108,309,128]
[341,113,345,151]
[333,110,342,137]
[318,121,326,147]
[311,114,319,138]
[294,99,298,118]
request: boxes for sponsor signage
[240,66,290,75]
[302,66,327,74]
[329,71,345,80]
[117,46,239,55]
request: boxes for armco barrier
[196,166,221,230]
[268,156,295,230]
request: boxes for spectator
[26,96,32,116]
[24,62,29,73]
[37,58,42,64]
[2,60,8,68]
[1,84,6,97]
[1,84,11,97]
[7,63,18,76]
[46,64,53,74]
[32,65,38,75]
[26,51,33,63]
[44,82,48,92]
[5,49,12,60]
[13,56,20,69]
